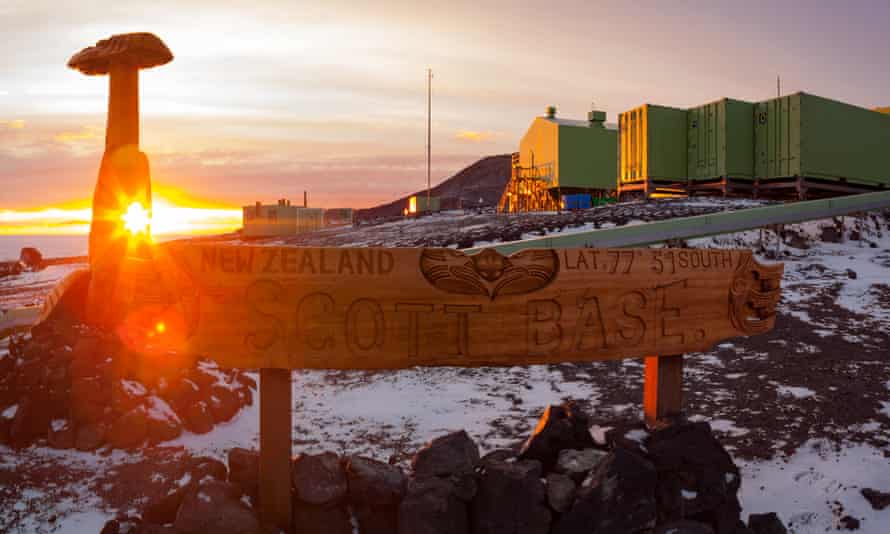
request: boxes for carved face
[729,256,783,335]
[472,248,510,282]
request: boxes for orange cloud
[1,119,25,129]
[54,126,100,143]
[455,130,499,142]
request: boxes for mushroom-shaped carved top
[68,33,173,75]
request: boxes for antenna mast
[427,68,432,213]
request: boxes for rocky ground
[0,198,889,532]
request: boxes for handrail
[464,190,890,254]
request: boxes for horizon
[3,0,890,235]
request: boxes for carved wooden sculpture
[68,33,173,326]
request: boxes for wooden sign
[131,243,783,370]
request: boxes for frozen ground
[1,199,889,533]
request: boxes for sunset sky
[2,0,889,234]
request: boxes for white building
[242,199,323,237]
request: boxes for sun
[122,202,151,235]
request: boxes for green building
[517,107,618,192]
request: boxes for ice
[776,385,817,399]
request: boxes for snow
[145,396,181,423]
[682,489,698,500]
[2,404,18,419]
[740,440,890,533]
[776,385,818,400]
[121,379,147,397]
[51,419,67,432]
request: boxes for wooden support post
[643,354,684,427]
[259,368,292,530]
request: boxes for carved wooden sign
[135,243,783,370]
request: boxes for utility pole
[777,75,781,98]
[426,68,433,214]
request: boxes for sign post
[129,243,782,527]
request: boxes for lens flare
[122,202,151,235]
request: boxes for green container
[687,98,754,180]
[619,104,687,183]
[755,92,890,185]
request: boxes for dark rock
[846,268,858,280]
[479,449,515,467]
[655,519,716,533]
[554,448,656,534]
[399,477,468,534]
[174,479,259,534]
[292,500,353,534]
[111,379,147,414]
[292,452,347,505]
[143,485,192,526]
[145,398,183,444]
[518,403,595,471]
[645,421,741,532]
[132,524,179,534]
[10,398,53,447]
[861,488,890,510]
[603,422,650,455]
[345,455,406,505]
[471,459,551,534]
[228,447,260,500]
[838,515,860,530]
[820,225,842,243]
[411,430,480,478]
[191,456,227,482]
[47,419,75,449]
[184,401,214,434]
[545,473,575,513]
[450,471,478,502]
[747,512,786,534]
[107,408,148,450]
[209,384,241,423]
[554,448,606,483]
[346,455,406,534]
[100,519,120,534]
[75,422,105,451]
[19,247,43,270]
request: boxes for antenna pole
[427,68,432,213]
[777,75,780,98]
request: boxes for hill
[355,154,511,220]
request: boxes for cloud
[454,130,500,143]
[54,126,99,143]
[1,119,25,129]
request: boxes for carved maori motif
[420,248,559,300]
[728,253,784,334]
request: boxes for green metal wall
[687,98,754,180]
[755,92,890,185]
[557,123,617,190]
[619,104,687,182]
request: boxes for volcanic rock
[860,488,890,511]
[144,397,182,444]
[411,430,480,478]
[345,455,406,534]
[554,448,657,534]
[75,422,105,451]
[554,448,606,483]
[838,515,860,530]
[228,447,259,500]
[645,421,742,532]
[471,458,551,534]
[107,407,148,449]
[174,479,259,534]
[399,476,468,534]
[518,403,595,471]
[291,500,353,534]
[47,418,75,449]
[208,385,240,423]
[545,473,576,513]
[655,519,717,533]
[292,452,347,505]
[747,512,787,534]
[184,401,213,434]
